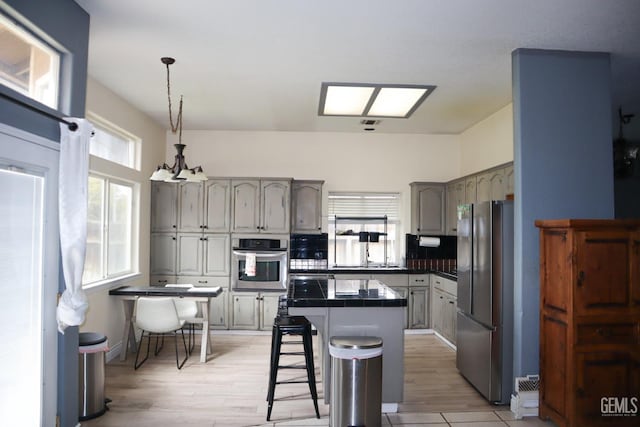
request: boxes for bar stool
[266,314,320,421]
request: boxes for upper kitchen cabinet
[503,164,514,197]
[291,180,324,234]
[177,182,203,232]
[151,182,178,232]
[204,179,232,232]
[177,180,231,233]
[445,179,465,235]
[410,182,445,235]
[476,168,506,202]
[464,177,477,205]
[231,178,291,234]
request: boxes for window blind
[328,192,400,220]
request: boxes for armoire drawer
[576,322,637,345]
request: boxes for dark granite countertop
[289,268,457,280]
[287,278,407,308]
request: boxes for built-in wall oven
[231,235,288,291]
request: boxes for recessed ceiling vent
[360,119,381,126]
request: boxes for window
[83,174,137,285]
[328,192,401,267]
[88,112,141,170]
[0,13,60,109]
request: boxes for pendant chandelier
[150,57,207,182]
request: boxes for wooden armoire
[536,219,640,427]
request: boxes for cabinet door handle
[172,225,176,228]
[416,279,424,283]
[172,237,176,241]
[449,301,455,304]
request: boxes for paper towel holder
[419,236,441,247]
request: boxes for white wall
[170,130,460,235]
[81,77,165,358]
[458,103,514,176]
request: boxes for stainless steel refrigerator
[456,200,514,404]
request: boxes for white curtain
[56,119,93,333]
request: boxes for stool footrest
[277,380,310,385]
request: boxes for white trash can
[78,332,109,421]
[329,336,383,427]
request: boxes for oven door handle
[233,250,287,258]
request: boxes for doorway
[0,124,60,426]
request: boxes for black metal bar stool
[266,312,320,421]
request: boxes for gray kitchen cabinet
[431,287,444,334]
[149,275,176,287]
[176,233,230,276]
[176,233,203,275]
[151,182,178,232]
[390,286,409,329]
[410,182,446,235]
[431,275,457,344]
[259,293,282,331]
[291,180,324,233]
[464,177,477,205]
[177,180,231,233]
[445,179,465,235]
[230,291,284,330]
[409,287,430,329]
[476,168,506,202]
[203,234,230,276]
[231,180,260,232]
[409,274,430,329]
[176,276,230,329]
[150,233,176,275]
[503,164,514,197]
[231,178,291,233]
[177,182,203,232]
[230,292,259,329]
[204,179,231,232]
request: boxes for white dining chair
[134,297,189,370]
[165,284,199,354]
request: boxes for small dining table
[109,285,223,363]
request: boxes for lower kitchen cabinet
[409,286,430,329]
[177,276,230,329]
[390,287,409,329]
[408,274,430,329]
[431,275,457,344]
[149,275,176,287]
[230,291,284,330]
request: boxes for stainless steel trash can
[329,336,383,427]
[78,332,108,421]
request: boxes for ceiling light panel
[319,82,435,119]
[323,85,375,115]
[368,87,428,117]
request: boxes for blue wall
[512,49,614,378]
[1,1,89,426]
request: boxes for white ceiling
[75,0,640,135]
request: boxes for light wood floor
[83,332,500,427]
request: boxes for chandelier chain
[165,61,183,142]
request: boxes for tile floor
[258,409,555,426]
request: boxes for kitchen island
[287,277,407,411]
